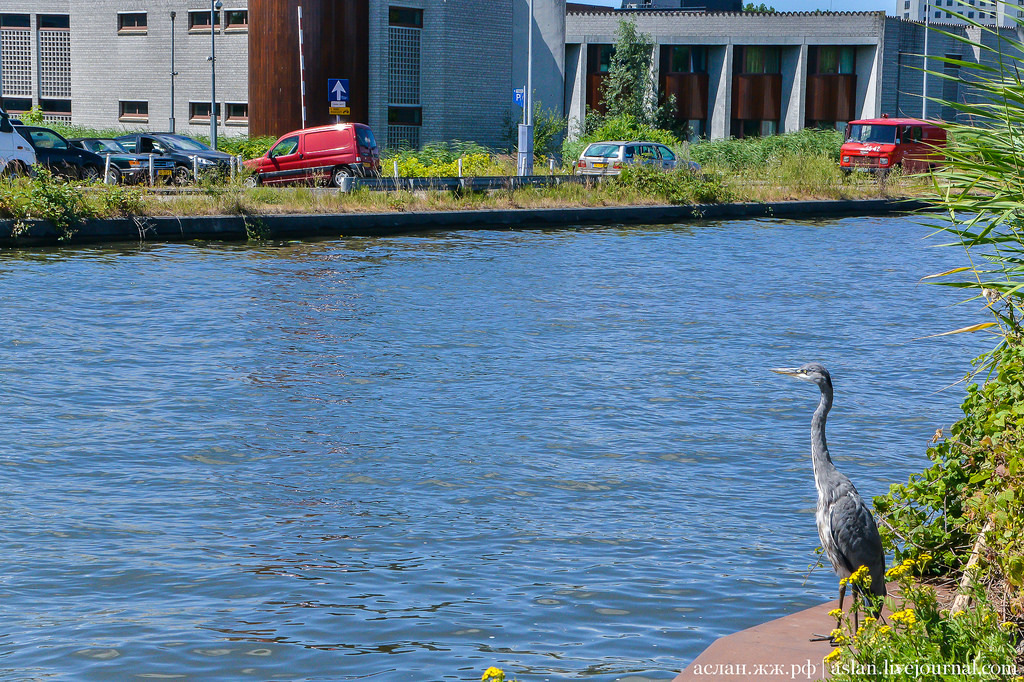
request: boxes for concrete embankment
[0,198,931,247]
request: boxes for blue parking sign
[513,87,525,108]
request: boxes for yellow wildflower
[891,609,917,627]
[824,647,843,665]
[849,565,872,589]
[482,667,505,682]
[828,608,843,619]
[886,559,915,580]
[877,625,891,636]
[829,628,848,644]
[1000,621,1017,632]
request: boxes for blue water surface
[0,216,990,680]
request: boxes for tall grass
[688,127,842,171]
[924,18,1024,364]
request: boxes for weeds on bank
[0,170,106,240]
[825,557,1019,681]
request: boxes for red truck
[840,116,947,175]
[244,123,380,187]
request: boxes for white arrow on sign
[331,80,348,101]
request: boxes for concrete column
[781,43,806,133]
[856,43,881,119]
[565,42,587,137]
[707,44,732,140]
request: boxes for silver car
[574,140,699,176]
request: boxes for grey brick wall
[0,0,248,138]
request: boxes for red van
[840,116,947,175]
[244,123,380,186]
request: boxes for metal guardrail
[80,173,608,195]
[337,174,604,193]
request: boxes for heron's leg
[851,585,860,632]
[809,582,848,644]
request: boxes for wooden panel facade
[249,0,369,138]
[731,73,782,120]
[660,73,709,120]
[804,74,857,123]
[586,73,609,114]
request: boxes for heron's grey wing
[829,491,887,596]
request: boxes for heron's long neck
[811,379,837,490]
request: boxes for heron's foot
[809,633,842,647]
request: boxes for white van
[0,110,37,174]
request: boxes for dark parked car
[14,125,104,181]
[115,132,235,183]
[70,137,175,184]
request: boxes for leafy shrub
[875,343,1024,598]
[0,169,97,240]
[202,135,277,160]
[381,141,511,177]
[614,163,733,204]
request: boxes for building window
[225,9,247,30]
[188,10,220,32]
[389,7,422,149]
[39,16,71,100]
[904,0,910,7]
[40,98,71,124]
[2,97,29,114]
[39,15,69,29]
[119,100,148,122]
[734,46,781,74]
[808,46,855,75]
[117,12,147,33]
[388,106,421,126]
[661,45,708,73]
[189,102,221,122]
[935,10,942,15]
[226,102,248,124]
[388,7,423,28]
[0,14,31,98]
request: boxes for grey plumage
[772,363,886,616]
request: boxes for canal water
[0,216,989,680]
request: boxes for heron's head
[771,362,832,387]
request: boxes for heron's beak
[770,367,802,376]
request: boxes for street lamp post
[517,0,534,177]
[170,11,177,133]
[922,0,929,119]
[209,0,222,149]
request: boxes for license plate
[158,169,172,176]
[592,162,607,168]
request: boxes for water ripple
[0,218,987,680]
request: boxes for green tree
[501,100,568,161]
[598,20,675,130]
[742,2,777,11]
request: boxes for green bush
[381,141,511,177]
[614,163,733,204]
[208,135,277,160]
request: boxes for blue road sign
[329,78,350,104]
[513,87,525,108]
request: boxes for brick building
[0,0,1018,148]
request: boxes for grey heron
[772,363,887,630]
